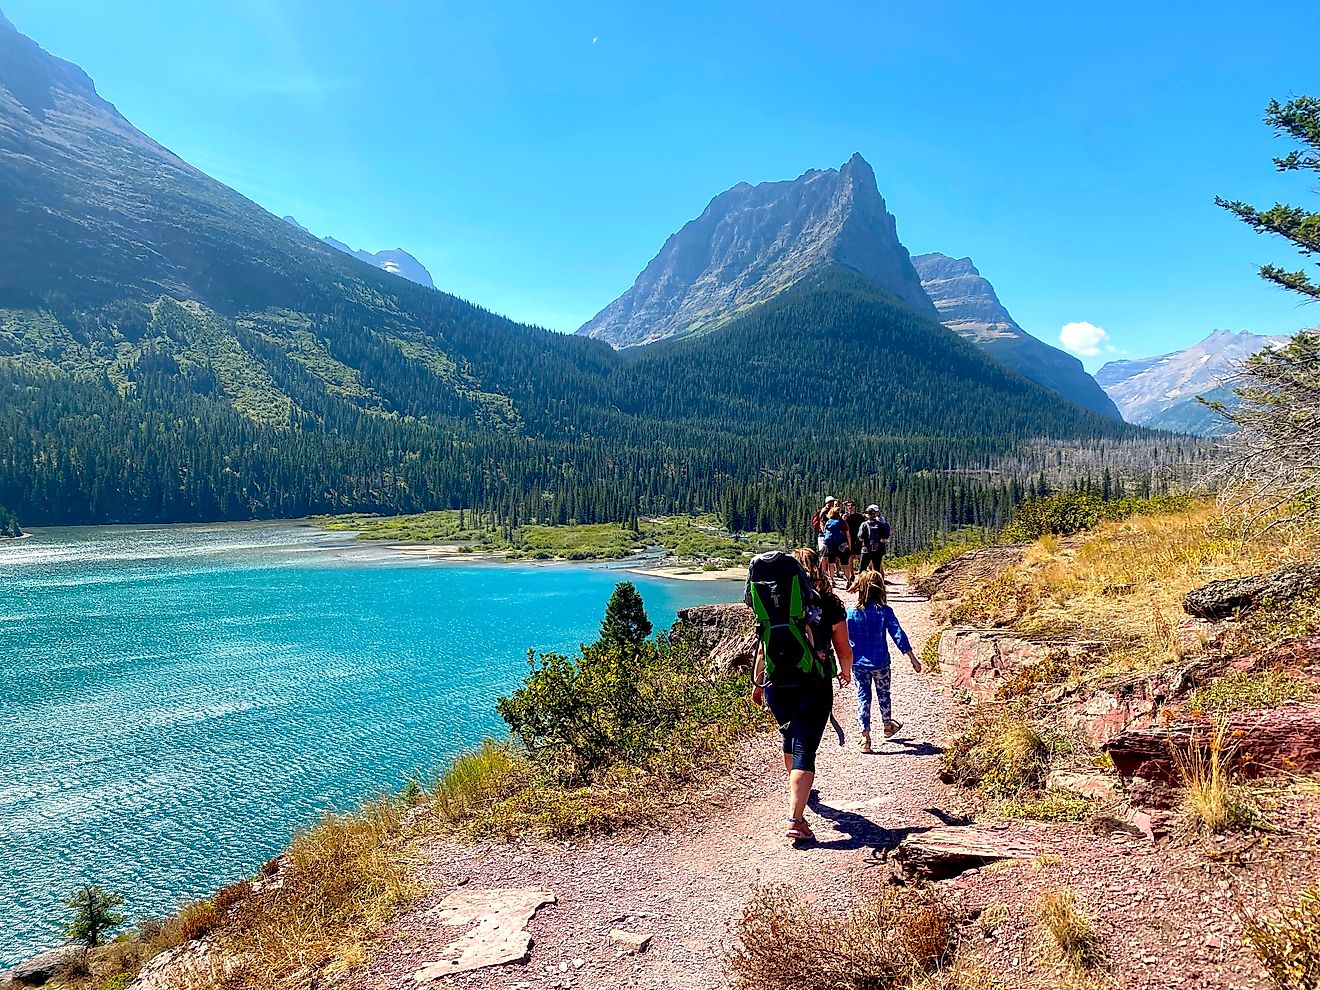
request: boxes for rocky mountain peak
[912,251,1121,418]
[576,154,938,347]
[282,217,435,288]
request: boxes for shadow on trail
[868,739,943,757]
[806,792,944,865]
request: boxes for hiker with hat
[810,496,838,557]
[856,504,891,580]
[746,547,853,843]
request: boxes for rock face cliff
[577,153,939,347]
[1095,329,1291,431]
[912,253,1121,419]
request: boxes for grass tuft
[728,885,957,990]
[1172,721,1257,833]
[1242,885,1320,989]
[997,790,1096,823]
[941,707,1049,797]
[1036,889,1106,971]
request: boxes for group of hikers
[744,496,918,843]
[809,496,890,586]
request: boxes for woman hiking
[846,569,921,753]
[750,548,852,842]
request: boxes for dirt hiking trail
[353,577,955,990]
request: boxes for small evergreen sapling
[598,582,652,646]
[65,885,126,948]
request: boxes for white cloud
[1058,321,1115,357]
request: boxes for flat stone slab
[895,826,1039,880]
[413,887,557,982]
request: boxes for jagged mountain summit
[1095,329,1291,433]
[282,217,435,288]
[912,253,1121,419]
[577,153,939,346]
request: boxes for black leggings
[764,678,833,773]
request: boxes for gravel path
[353,578,957,990]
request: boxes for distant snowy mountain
[283,216,434,288]
[1095,329,1291,433]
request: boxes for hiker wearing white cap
[810,496,838,556]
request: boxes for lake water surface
[0,523,739,967]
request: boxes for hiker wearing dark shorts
[842,499,866,584]
[857,504,890,580]
[749,547,852,843]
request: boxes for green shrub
[920,631,942,675]
[997,790,1095,822]
[1002,492,1196,542]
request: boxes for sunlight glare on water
[0,522,739,966]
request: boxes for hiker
[857,504,891,580]
[747,548,852,843]
[810,496,838,556]
[820,506,849,585]
[846,570,920,753]
[841,499,866,584]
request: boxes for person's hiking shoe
[859,732,873,754]
[883,720,902,738]
[785,817,815,842]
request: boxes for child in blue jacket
[846,570,921,752]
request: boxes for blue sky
[7,1,1320,368]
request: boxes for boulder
[671,603,757,673]
[132,942,237,990]
[913,546,1025,602]
[2,946,81,987]
[1183,559,1320,620]
[1104,704,1320,784]
[414,888,556,982]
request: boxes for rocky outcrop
[1104,705,1320,784]
[672,603,757,673]
[914,546,1025,603]
[1,946,81,987]
[912,253,1121,418]
[936,628,1089,704]
[577,154,939,347]
[1183,559,1320,620]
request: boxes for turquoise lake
[0,523,740,967]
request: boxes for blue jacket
[846,604,912,670]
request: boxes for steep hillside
[912,252,1121,418]
[576,153,939,346]
[1096,329,1289,430]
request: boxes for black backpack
[861,517,890,553]
[744,551,824,684]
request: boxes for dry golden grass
[1172,720,1258,833]
[975,504,1319,676]
[1242,885,1320,989]
[218,796,418,987]
[1036,889,1106,971]
[728,886,957,990]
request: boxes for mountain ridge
[282,216,435,288]
[1095,329,1291,430]
[912,252,1121,418]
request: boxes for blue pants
[854,665,892,732]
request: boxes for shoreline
[380,541,746,582]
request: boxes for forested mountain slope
[0,10,1139,545]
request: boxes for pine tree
[598,582,652,646]
[64,885,125,948]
